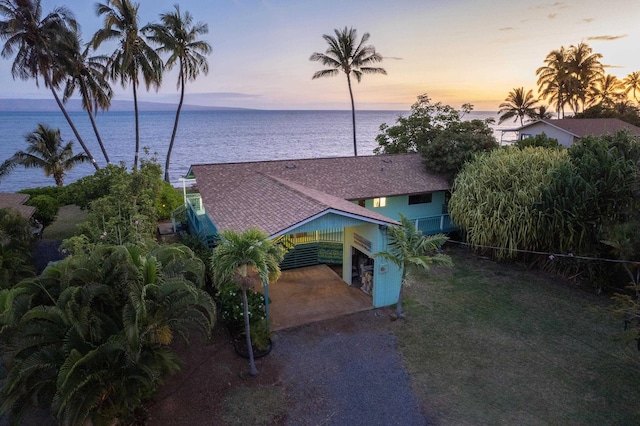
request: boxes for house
[181,153,454,308]
[515,118,640,147]
[0,193,35,219]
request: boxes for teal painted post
[263,278,270,333]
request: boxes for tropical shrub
[0,208,35,287]
[216,279,268,332]
[26,194,59,226]
[155,180,183,220]
[514,133,560,149]
[449,146,568,258]
[0,242,215,424]
[64,163,129,209]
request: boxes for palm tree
[310,27,386,156]
[376,214,452,318]
[623,71,640,103]
[92,0,163,170]
[211,228,285,376]
[0,0,99,170]
[537,47,571,118]
[567,42,603,112]
[144,5,211,183]
[590,74,625,107]
[498,87,538,125]
[63,38,114,164]
[530,105,554,121]
[9,124,88,186]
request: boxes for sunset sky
[1,0,638,110]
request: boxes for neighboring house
[181,153,453,308]
[0,193,35,219]
[516,118,640,147]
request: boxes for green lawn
[42,204,87,240]
[396,247,640,424]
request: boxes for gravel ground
[273,315,431,426]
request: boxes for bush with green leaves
[26,194,59,226]
[216,279,268,333]
[0,208,35,288]
[449,146,568,258]
[514,133,560,149]
[156,180,183,220]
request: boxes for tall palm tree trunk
[165,67,185,182]
[242,287,258,376]
[86,110,111,164]
[133,78,140,171]
[49,85,99,171]
[346,74,357,157]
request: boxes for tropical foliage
[0,242,215,424]
[310,27,386,156]
[498,87,538,125]
[211,228,285,376]
[6,123,88,186]
[144,5,211,182]
[376,214,452,317]
[0,208,35,287]
[374,94,498,180]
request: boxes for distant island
[0,98,252,113]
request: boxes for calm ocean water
[0,109,505,192]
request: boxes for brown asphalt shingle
[536,118,640,137]
[0,193,35,219]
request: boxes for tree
[0,0,99,169]
[537,47,571,118]
[310,27,386,156]
[590,74,625,107]
[63,39,113,164]
[623,71,640,103]
[8,124,88,186]
[567,42,603,112]
[144,5,211,182]
[92,0,163,170]
[211,228,285,376]
[498,87,538,125]
[529,105,554,121]
[376,214,451,318]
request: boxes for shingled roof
[520,118,640,138]
[0,193,35,219]
[190,153,446,235]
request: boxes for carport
[257,264,372,331]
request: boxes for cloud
[583,18,594,23]
[499,27,515,31]
[531,2,567,10]
[587,34,628,41]
[548,13,557,19]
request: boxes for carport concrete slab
[259,264,372,331]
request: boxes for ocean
[0,109,506,193]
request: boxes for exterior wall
[343,223,402,308]
[518,122,574,147]
[359,191,447,221]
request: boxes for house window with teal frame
[408,193,432,205]
[373,197,386,208]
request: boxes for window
[373,197,386,208]
[358,199,366,207]
[408,193,432,205]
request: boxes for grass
[395,247,640,424]
[42,205,87,240]
[221,385,287,425]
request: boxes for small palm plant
[211,228,285,376]
[376,214,452,318]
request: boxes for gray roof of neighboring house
[0,193,35,219]
[518,118,640,138]
[189,153,447,235]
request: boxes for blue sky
[1,0,639,110]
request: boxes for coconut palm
[310,27,386,156]
[9,124,88,186]
[623,71,640,103]
[498,87,538,125]
[376,214,452,318]
[590,74,625,107]
[63,39,114,164]
[92,0,163,170]
[530,105,554,121]
[537,47,571,118]
[144,5,211,182]
[211,228,285,376]
[567,42,603,112]
[0,0,99,170]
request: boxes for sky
[1,0,639,110]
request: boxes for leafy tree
[0,242,215,424]
[0,208,35,287]
[0,0,99,169]
[514,133,560,149]
[211,228,285,376]
[498,87,538,125]
[92,0,163,170]
[26,194,59,226]
[8,124,88,186]
[573,103,640,127]
[449,147,568,258]
[310,27,386,156]
[144,5,211,182]
[375,214,451,318]
[421,119,498,182]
